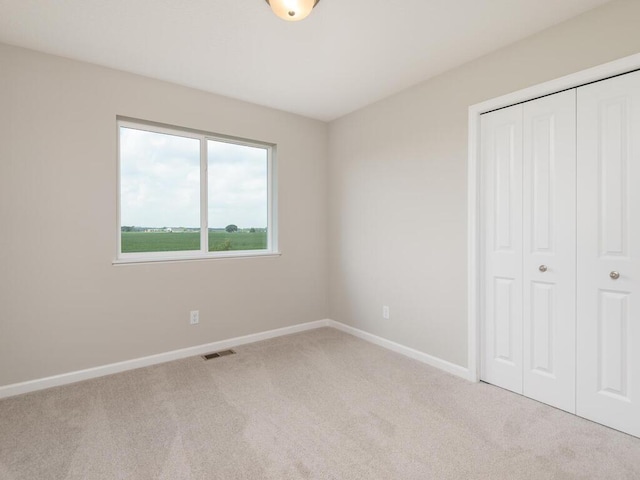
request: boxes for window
[116,119,277,263]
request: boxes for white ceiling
[0,0,612,121]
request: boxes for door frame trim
[467,52,640,383]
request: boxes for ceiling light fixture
[265,0,321,22]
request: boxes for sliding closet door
[522,90,577,413]
[481,104,524,394]
[577,70,640,438]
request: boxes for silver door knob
[539,265,548,272]
[610,271,620,280]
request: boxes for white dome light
[265,0,321,22]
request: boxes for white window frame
[115,119,279,264]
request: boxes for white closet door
[577,70,640,438]
[522,90,577,413]
[481,104,524,394]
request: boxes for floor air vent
[202,349,236,360]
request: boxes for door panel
[530,281,554,374]
[599,99,628,257]
[494,277,517,363]
[481,104,523,394]
[522,90,577,413]
[597,290,630,398]
[577,70,640,438]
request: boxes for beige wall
[0,44,328,386]
[3,0,640,389]
[328,0,640,368]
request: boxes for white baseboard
[327,320,473,381]
[0,318,472,399]
[0,319,331,399]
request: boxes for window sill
[112,251,282,266]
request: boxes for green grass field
[121,231,267,253]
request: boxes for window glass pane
[207,140,268,251]
[120,127,201,253]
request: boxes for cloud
[120,128,268,229]
[208,140,267,228]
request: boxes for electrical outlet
[382,305,390,320]
[190,310,199,325]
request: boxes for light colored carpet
[1,328,639,479]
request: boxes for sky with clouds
[120,127,268,229]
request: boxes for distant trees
[249,228,256,233]
[225,224,238,233]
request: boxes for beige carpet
[1,328,639,479]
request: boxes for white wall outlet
[382,305,390,320]
[190,310,199,325]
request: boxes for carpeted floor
[1,328,639,479]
